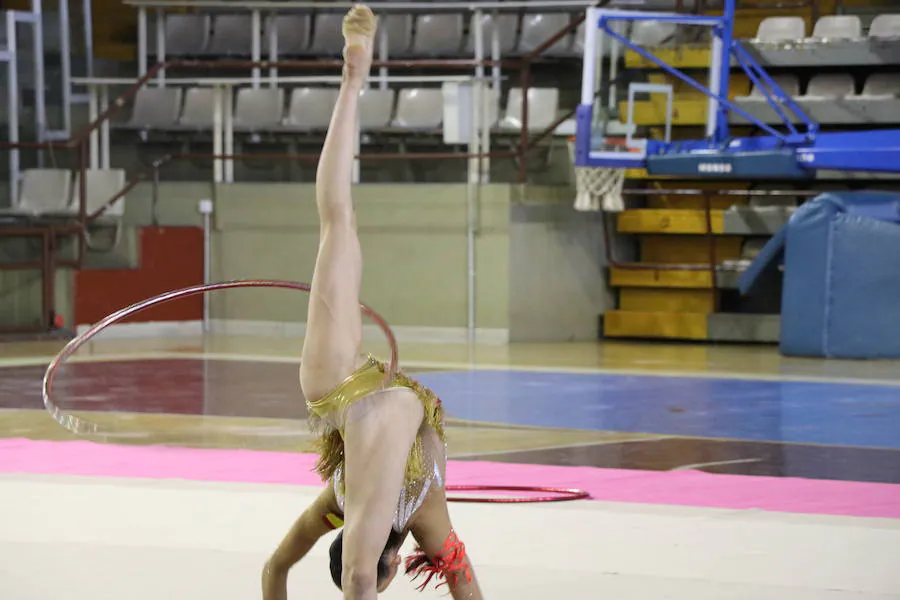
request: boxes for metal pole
[138,7,148,76]
[100,85,110,168]
[223,85,234,182]
[31,0,46,146]
[251,9,261,88]
[88,85,99,169]
[81,0,94,78]
[712,0,736,143]
[466,80,481,347]
[59,0,72,136]
[156,9,166,86]
[378,26,388,90]
[268,11,278,86]
[6,14,19,206]
[198,198,214,334]
[213,86,223,183]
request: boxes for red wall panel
[74,227,204,325]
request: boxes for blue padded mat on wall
[740,191,900,359]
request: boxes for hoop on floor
[41,280,399,439]
[446,485,590,504]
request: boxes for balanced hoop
[41,280,399,439]
[447,485,590,504]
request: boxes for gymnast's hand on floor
[341,4,376,89]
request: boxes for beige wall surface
[1,181,609,341]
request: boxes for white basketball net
[573,165,626,213]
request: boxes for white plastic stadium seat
[810,15,862,40]
[391,88,443,130]
[499,87,560,133]
[206,15,255,56]
[233,88,285,130]
[868,14,900,40]
[754,16,806,43]
[358,88,395,131]
[801,74,855,100]
[178,87,217,129]
[266,15,312,55]
[285,88,340,130]
[412,14,464,56]
[71,169,128,220]
[125,87,183,129]
[465,12,518,55]
[519,13,572,55]
[14,169,72,216]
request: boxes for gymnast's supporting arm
[408,492,484,600]
[262,487,341,600]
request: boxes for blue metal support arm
[730,41,817,137]
[597,19,792,143]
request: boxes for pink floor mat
[1,438,898,518]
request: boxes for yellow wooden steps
[610,266,715,289]
[619,288,716,313]
[604,310,709,339]
[640,236,741,264]
[617,209,726,234]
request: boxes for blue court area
[416,371,900,450]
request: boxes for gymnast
[260,5,483,600]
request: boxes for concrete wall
[1,181,612,342]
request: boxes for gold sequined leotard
[306,355,447,529]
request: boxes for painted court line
[0,438,897,519]
[4,352,900,388]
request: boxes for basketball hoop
[568,137,633,213]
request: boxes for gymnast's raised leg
[297,6,423,600]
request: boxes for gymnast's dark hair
[329,528,408,590]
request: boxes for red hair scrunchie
[404,529,473,593]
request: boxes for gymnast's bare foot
[342,4,377,89]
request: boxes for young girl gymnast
[260,5,483,600]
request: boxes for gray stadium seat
[391,88,443,130]
[519,13,572,55]
[285,87,340,130]
[869,14,900,39]
[754,16,806,43]
[739,74,801,100]
[71,169,128,220]
[358,88,395,131]
[178,87,216,129]
[499,87,560,133]
[233,87,285,131]
[124,87,183,129]
[810,15,862,40]
[160,14,209,56]
[266,15,312,55]
[859,73,900,98]
[382,14,414,56]
[412,14,464,56]
[206,15,255,56]
[465,12,518,55]
[14,169,72,216]
[308,13,344,55]
[630,20,678,47]
[801,74,855,100]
